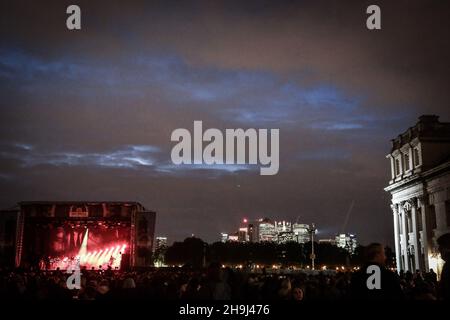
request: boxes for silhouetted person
[180,277,201,300]
[349,243,403,300]
[427,269,438,285]
[437,233,450,301]
[197,262,231,300]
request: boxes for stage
[0,201,156,270]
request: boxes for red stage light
[51,242,128,270]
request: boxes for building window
[446,201,450,227]
[429,205,437,230]
[404,153,410,171]
[413,148,420,166]
[395,158,401,176]
[417,213,423,231]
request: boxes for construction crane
[340,200,355,235]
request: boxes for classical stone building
[385,115,450,275]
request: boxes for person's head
[278,278,292,299]
[365,243,386,266]
[58,279,67,289]
[84,286,97,300]
[437,233,450,261]
[292,287,304,301]
[207,262,222,282]
[281,278,291,290]
[97,280,110,295]
[122,277,136,289]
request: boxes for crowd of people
[0,265,444,301]
[1,240,448,301]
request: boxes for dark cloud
[0,0,449,245]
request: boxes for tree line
[155,236,395,269]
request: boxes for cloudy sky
[1,0,449,245]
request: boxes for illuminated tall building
[318,239,336,245]
[247,223,256,242]
[335,233,357,254]
[257,218,277,242]
[238,227,248,242]
[385,115,450,274]
[274,221,294,244]
[153,236,168,267]
[277,231,295,243]
[155,236,167,251]
[293,223,310,244]
[275,220,292,233]
[237,218,258,242]
[225,218,316,244]
[220,232,229,243]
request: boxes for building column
[418,196,429,271]
[391,203,402,273]
[411,199,423,272]
[433,191,448,238]
[400,204,410,272]
[408,145,414,171]
[388,155,395,180]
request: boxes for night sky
[1,0,449,246]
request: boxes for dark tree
[165,236,206,268]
